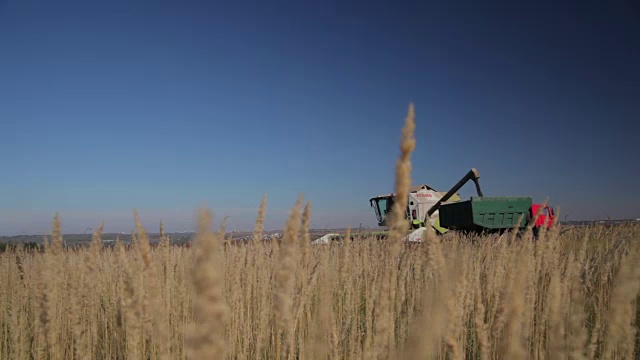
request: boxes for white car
[310,233,342,245]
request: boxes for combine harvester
[368,168,554,241]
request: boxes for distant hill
[0,232,192,245]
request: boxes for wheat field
[1,105,639,359]
[1,211,639,360]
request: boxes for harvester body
[369,185,461,234]
[369,168,554,236]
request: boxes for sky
[1,0,638,235]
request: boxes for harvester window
[371,198,389,224]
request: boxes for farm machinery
[369,168,554,236]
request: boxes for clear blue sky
[1,0,638,235]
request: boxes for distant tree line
[0,242,42,253]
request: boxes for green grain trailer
[438,196,532,233]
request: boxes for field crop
[1,213,639,359]
[1,105,639,359]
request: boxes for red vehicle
[531,204,555,228]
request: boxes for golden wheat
[1,216,640,359]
